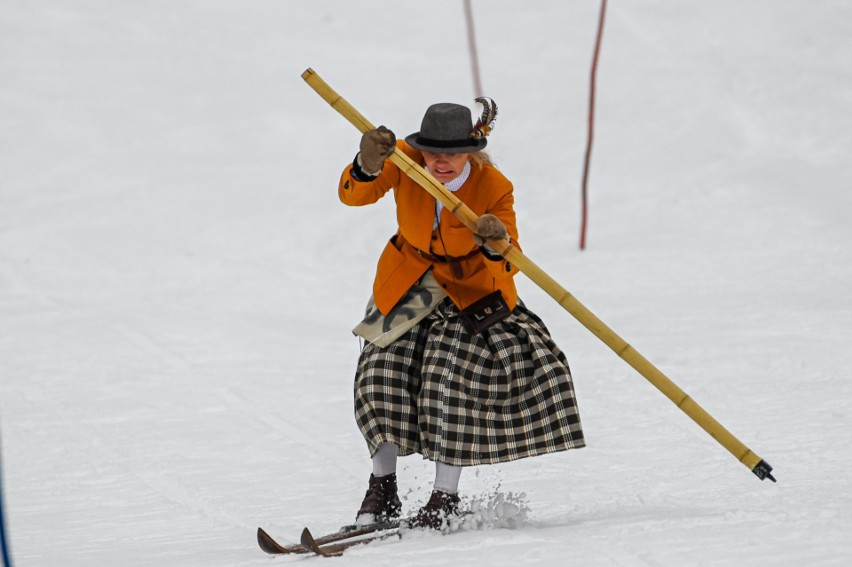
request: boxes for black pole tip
[752,459,776,482]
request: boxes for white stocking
[433,462,462,494]
[371,442,398,477]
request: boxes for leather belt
[404,241,479,279]
[413,246,480,264]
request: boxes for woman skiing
[338,99,585,529]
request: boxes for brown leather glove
[358,126,396,175]
[473,214,508,248]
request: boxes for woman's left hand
[473,214,508,247]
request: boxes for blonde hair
[469,151,493,168]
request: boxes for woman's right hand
[359,126,396,174]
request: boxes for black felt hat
[405,103,487,154]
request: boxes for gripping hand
[473,214,508,249]
[358,126,396,175]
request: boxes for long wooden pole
[301,68,775,483]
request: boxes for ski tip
[300,527,332,557]
[257,526,301,555]
[300,527,317,548]
[257,527,281,554]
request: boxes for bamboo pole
[301,68,775,483]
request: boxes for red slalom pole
[580,0,608,250]
[463,0,484,97]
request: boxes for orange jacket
[339,141,521,316]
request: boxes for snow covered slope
[1,1,851,565]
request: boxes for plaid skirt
[354,297,585,466]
